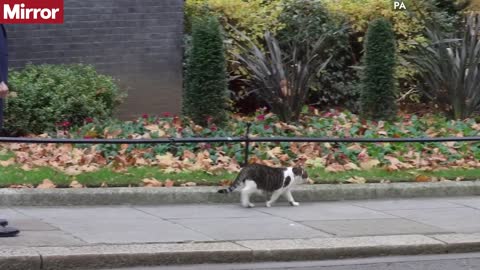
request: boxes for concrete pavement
[1,196,480,269]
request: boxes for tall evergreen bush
[183,16,228,126]
[360,18,397,120]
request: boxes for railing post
[243,123,251,167]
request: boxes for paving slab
[175,216,331,241]
[386,207,480,233]
[352,198,461,211]
[448,197,480,210]
[15,206,212,244]
[0,208,57,231]
[135,204,268,219]
[0,230,85,247]
[258,202,396,221]
[0,197,479,268]
[302,219,449,236]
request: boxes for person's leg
[0,98,4,135]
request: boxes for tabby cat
[218,163,309,208]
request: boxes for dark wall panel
[7,0,184,120]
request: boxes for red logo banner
[0,0,64,24]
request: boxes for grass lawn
[0,164,478,188]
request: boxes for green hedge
[5,64,125,135]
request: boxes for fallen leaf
[69,180,84,188]
[305,157,326,168]
[37,179,56,189]
[100,182,108,188]
[360,159,380,170]
[164,179,175,187]
[0,158,15,167]
[346,176,366,184]
[325,163,345,173]
[267,147,282,158]
[163,167,179,174]
[64,167,82,176]
[181,182,197,187]
[386,164,399,171]
[184,182,197,187]
[21,164,32,171]
[142,178,163,187]
[415,175,431,182]
[156,153,175,169]
[182,150,196,160]
[347,144,363,151]
[9,184,33,189]
[344,162,360,171]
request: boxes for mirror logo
[0,0,64,23]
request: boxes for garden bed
[0,109,479,189]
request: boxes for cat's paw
[243,203,255,208]
[289,201,300,207]
[266,202,272,208]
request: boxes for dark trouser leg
[0,98,3,131]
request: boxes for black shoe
[0,219,7,227]
[0,226,19,237]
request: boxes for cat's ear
[292,167,303,177]
[293,166,308,179]
[302,168,308,179]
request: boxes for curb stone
[1,234,480,269]
[0,247,41,270]
[0,181,479,206]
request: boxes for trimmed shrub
[235,30,332,123]
[184,0,283,114]
[407,14,480,119]
[360,18,397,120]
[183,16,228,126]
[277,0,359,111]
[323,0,454,101]
[5,64,124,136]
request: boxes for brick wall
[6,0,184,120]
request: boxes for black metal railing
[0,122,479,166]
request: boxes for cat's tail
[218,170,245,194]
[217,186,236,194]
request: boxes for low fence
[0,123,479,166]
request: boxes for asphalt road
[105,252,480,270]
